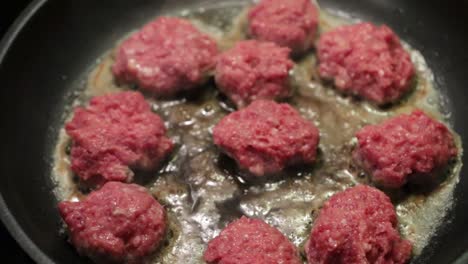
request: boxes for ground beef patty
[66,91,173,187]
[247,0,319,55]
[317,22,414,105]
[215,40,294,108]
[213,100,319,176]
[204,216,301,264]
[113,17,218,97]
[306,185,412,264]
[354,110,457,188]
[58,182,166,263]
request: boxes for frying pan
[0,0,467,263]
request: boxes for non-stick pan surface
[0,0,467,263]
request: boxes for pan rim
[0,1,54,263]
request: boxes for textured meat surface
[213,100,319,176]
[204,216,301,264]
[248,0,319,54]
[113,17,218,96]
[51,6,463,263]
[215,40,294,108]
[66,91,173,187]
[354,110,457,188]
[306,185,412,264]
[58,182,166,263]
[317,23,414,105]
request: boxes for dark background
[0,0,31,36]
[0,1,33,262]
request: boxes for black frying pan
[0,0,467,263]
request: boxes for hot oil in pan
[51,3,463,264]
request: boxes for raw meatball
[66,91,173,187]
[204,216,301,264]
[213,100,319,176]
[58,182,166,263]
[113,17,218,97]
[306,185,412,264]
[215,40,294,108]
[353,110,457,188]
[247,0,319,55]
[317,22,415,105]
